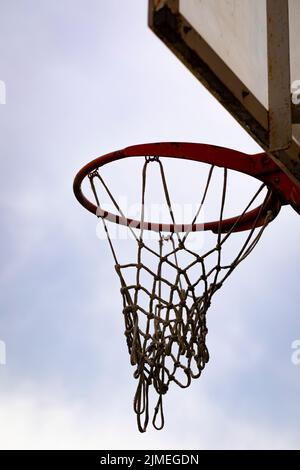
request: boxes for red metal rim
[73,142,283,233]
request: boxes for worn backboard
[149,0,300,186]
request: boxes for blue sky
[0,0,300,449]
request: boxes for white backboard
[149,0,300,184]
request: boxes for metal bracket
[267,0,292,151]
[292,103,300,124]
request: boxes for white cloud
[0,386,298,450]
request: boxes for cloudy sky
[0,0,300,450]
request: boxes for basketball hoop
[74,142,300,432]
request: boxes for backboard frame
[148,0,300,187]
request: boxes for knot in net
[89,155,274,432]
